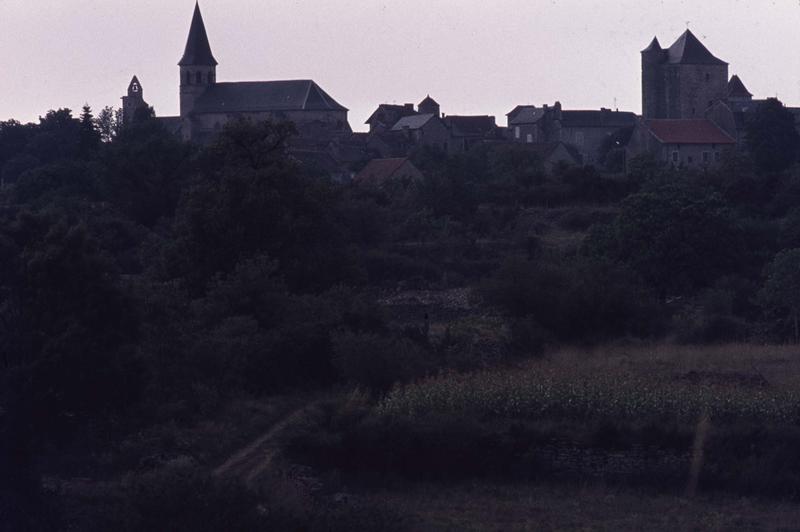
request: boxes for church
[122,2,352,145]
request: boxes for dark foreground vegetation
[3,102,800,530]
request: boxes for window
[702,151,710,163]
[186,72,191,85]
[515,126,520,139]
[575,132,585,147]
[526,133,533,143]
[687,156,694,164]
[671,151,679,164]
[705,73,710,82]
[715,151,721,162]
[196,71,202,84]
[209,72,215,84]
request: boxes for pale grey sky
[2,0,800,130]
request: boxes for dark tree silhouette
[745,97,800,173]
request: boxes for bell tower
[179,2,217,127]
[121,75,148,126]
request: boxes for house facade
[628,118,736,167]
[506,102,636,164]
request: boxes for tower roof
[666,30,727,65]
[127,75,143,97]
[179,2,217,67]
[728,75,753,98]
[419,95,438,107]
[641,37,662,53]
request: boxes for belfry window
[196,71,202,84]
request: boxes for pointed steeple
[179,2,217,66]
[642,36,662,53]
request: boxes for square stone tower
[641,30,729,119]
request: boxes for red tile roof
[645,119,735,145]
[353,158,410,185]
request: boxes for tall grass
[378,345,800,425]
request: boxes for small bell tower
[121,75,147,126]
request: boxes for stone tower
[418,95,441,117]
[121,75,147,126]
[641,30,728,119]
[179,2,217,139]
[641,38,665,120]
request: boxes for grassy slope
[355,481,800,531]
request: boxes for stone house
[390,113,456,154]
[627,118,736,167]
[506,102,636,164]
[365,104,417,133]
[444,115,503,151]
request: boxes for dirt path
[212,405,311,487]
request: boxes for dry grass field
[354,481,800,531]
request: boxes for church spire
[179,2,217,66]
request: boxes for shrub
[332,332,432,391]
[480,258,664,343]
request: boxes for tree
[78,104,101,154]
[745,98,800,173]
[95,106,123,143]
[586,179,745,298]
[759,248,800,343]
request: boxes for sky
[2,0,800,131]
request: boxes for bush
[480,258,664,343]
[332,332,433,391]
[116,464,267,532]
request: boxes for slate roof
[666,30,727,65]
[641,37,662,53]
[179,3,218,66]
[508,106,543,125]
[728,75,753,98]
[391,113,435,131]
[419,95,439,107]
[192,80,348,114]
[560,110,637,128]
[365,104,417,126]
[445,115,497,137]
[645,119,736,144]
